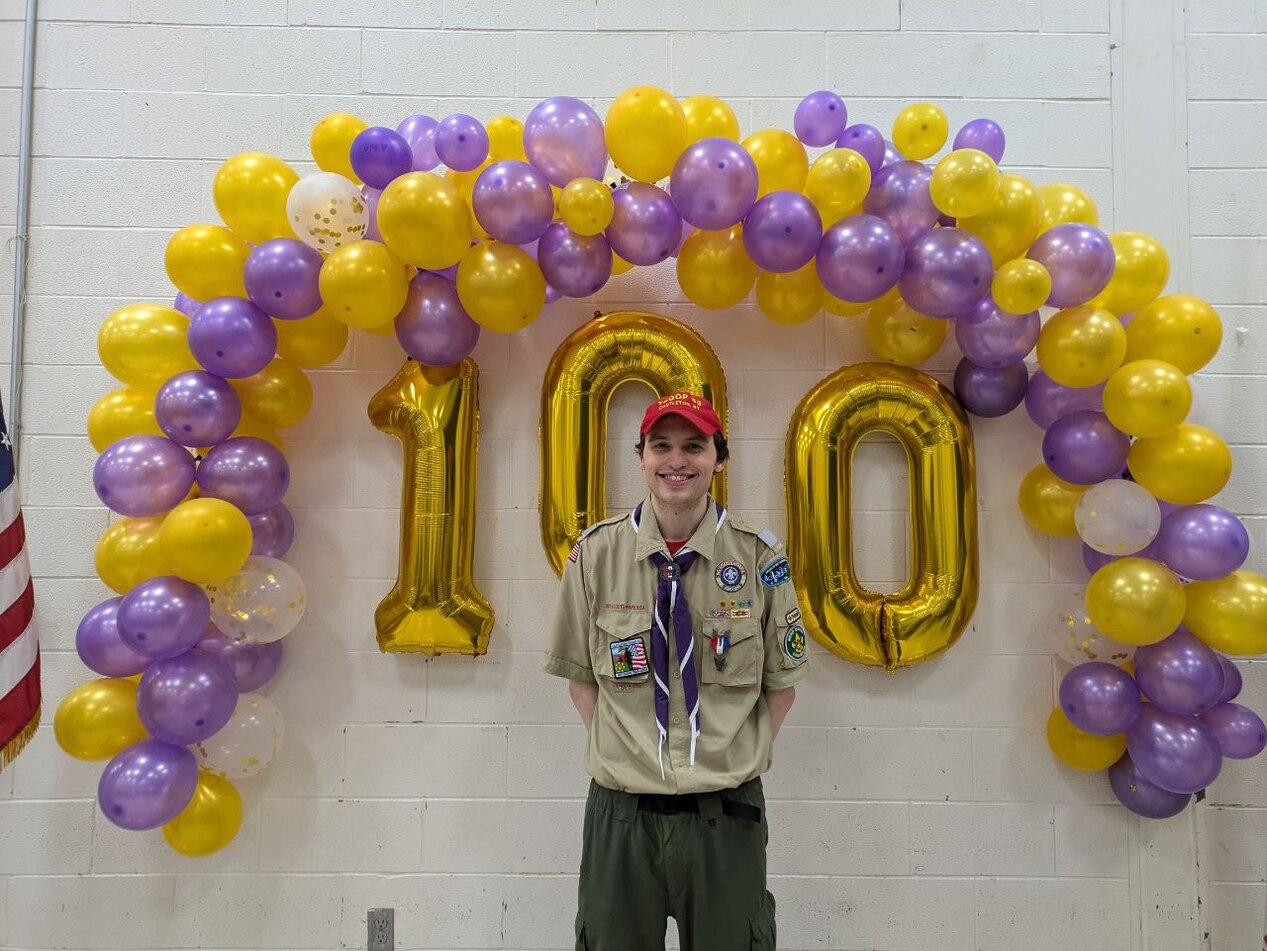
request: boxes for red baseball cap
[640,392,724,438]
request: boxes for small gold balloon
[54,679,146,761]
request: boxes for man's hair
[634,431,730,464]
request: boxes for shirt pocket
[592,611,653,683]
[698,619,762,686]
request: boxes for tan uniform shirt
[542,497,809,794]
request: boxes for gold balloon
[54,678,146,761]
[227,412,285,452]
[310,112,367,183]
[1047,706,1126,771]
[274,307,350,368]
[958,174,1045,266]
[1035,305,1127,387]
[369,360,494,654]
[164,224,251,302]
[96,516,169,594]
[804,149,872,219]
[741,128,809,197]
[98,302,196,387]
[163,770,244,857]
[1088,232,1170,315]
[891,102,948,161]
[755,263,823,324]
[232,357,314,431]
[540,311,728,576]
[1184,571,1267,656]
[159,498,253,584]
[456,241,547,333]
[612,251,634,276]
[446,159,494,240]
[1039,182,1099,228]
[212,152,298,244]
[1102,359,1190,437]
[930,149,1000,219]
[605,85,687,183]
[319,240,410,330]
[682,94,740,142]
[676,225,758,310]
[377,172,473,270]
[865,294,948,366]
[487,115,527,162]
[1086,557,1186,646]
[559,177,615,236]
[1127,423,1232,505]
[87,385,162,452]
[1018,464,1085,536]
[825,286,891,318]
[1124,294,1222,374]
[991,258,1051,315]
[786,363,977,669]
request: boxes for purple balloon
[76,598,150,677]
[537,222,613,298]
[362,186,383,242]
[1154,504,1250,581]
[863,160,938,245]
[117,576,211,660]
[1060,661,1143,735]
[606,182,682,267]
[523,96,607,187]
[244,239,324,320]
[396,114,440,172]
[1135,628,1227,715]
[953,359,1029,418]
[899,228,993,318]
[155,370,241,448]
[471,160,555,245]
[882,142,902,167]
[137,650,239,746]
[1200,702,1267,759]
[1108,753,1191,819]
[953,118,1006,163]
[1127,706,1222,794]
[1024,370,1105,429]
[350,126,413,190]
[198,629,284,692]
[1082,538,1162,575]
[670,137,759,230]
[794,90,847,147]
[394,273,482,366]
[836,123,886,174]
[197,436,290,516]
[743,191,823,273]
[955,297,1040,368]
[173,292,200,317]
[98,739,199,831]
[1027,223,1116,308]
[1217,656,1243,703]
[189,297,277,379]
[435,113,489,173]
[93,435,195,517]
[815,214,905,302]
[248,502,295,559]
[1042,410,1130,485]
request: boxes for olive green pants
[575,778,776,951]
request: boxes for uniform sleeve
[756,538,809,691]
[540,540,597,683]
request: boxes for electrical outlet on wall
[367,908,394,951]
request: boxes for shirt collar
[632,495,721,563]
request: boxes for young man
[542,391,809,951]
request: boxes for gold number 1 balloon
[786,363,978,669]
[369,359,494,654]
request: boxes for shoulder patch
[568,512,626,563]
[757,527,781,550]
[760,556,791,588]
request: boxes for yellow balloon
[824,286,892,318]
[318,240,410,330]
[741,128,809,197]
[675,226,758,310]
[1127,424,1232,505]
[164,225,250,302]
[611,251,634,276]
[456,241,547,333]
[559,177,615,236]
[1184,571,1267,656]
[865,295,948,365]
[310,112,367,183]
[930,149,1001,219]
[446,159,494,240]
[232,357,314,431]
[605,85,687,183]
[1088,232,1170,316]
[892,102,948,161]
[1124,294,1222,374]
[97,303,196,388]
[682,95,740,142]
[212,152,298,244]
[487,115,526,162]
[958,174,1045,266]
[1036,305,1127,387]
[1086,557,1186,646]
[756,263,823,324]
[1102,359,1190,437]
[377,172,473,270]
[274,307,350,368]
[1047,706,1127,771]
[1040,182,1099,228]
[804,149,872,219]
[991,258,1051,315]
[54,678,147,761]
[96,516,170,594]
[227,412,285,453]
[1018,464,1085,536]
[163,771,244,856]
[159,498,253,584]
[87,385,162,452]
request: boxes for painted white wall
[0,1,1263,949]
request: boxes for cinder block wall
[0,1,1262,949]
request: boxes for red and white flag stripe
[0,478,38,770]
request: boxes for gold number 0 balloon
[786,363,979,669]
[369,359,494,654]
[540,311,728,576]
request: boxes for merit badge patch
[784,624,807,662]
[760,556,791,588]
[715,561,747,592]
[610,636,649,679]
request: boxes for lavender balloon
[395,273,482,366]
[1135,628,1227,715]
[1024,371,1105,429]
[397,114,440,172]
[537,222,613,298]
[198,629,284,692]
[1154,504,1250,581]
[93,435,195,517]
[248,502,295,559]
[189,297,277,378]
[471,160,555,245]
[1082,539,1161,575]
[76,598,149,677]
[155,370,241,448]
[197,436,290,516]
[836,123,886,174]
[98,738,199,831]
[669,137,759,230]
[882,142,901,167]
[863,161,938,245]
[1200,702,1267,759]
[350,126,413,189]
[1042,410,1130,485]
[815,214,905,302]
[953,359,1029,418]
[794,90,847,147]
[606,182,682,266]
[1217,656,1243,703]
[743,191,823,273]
[244,238,324,320]
[137,650,239,746]
[362,186,383,242]
[954,297,1040,368]
[953,118,1006,162]
[1108,753,1191,819]
[523,96,607,187]
[1059,661,1143,735]
[1127,706,1222,793]
[899,227,993,318]
[435,113,489,173]
[117,576,211,660]
[173,292,200,317]
[1027,223,1116,308]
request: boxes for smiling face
[638,414,722,517]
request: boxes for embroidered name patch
[760,557,791,587]
[610,636,649,679]
[784,624,807,661]
[715,561,746,592]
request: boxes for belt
[637,791,762,823]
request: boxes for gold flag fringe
[0,703,40,772]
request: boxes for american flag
[0,410,36,771]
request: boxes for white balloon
[1052,585,1136,666]
[194,693,284,780]
[1075,479,1161,555]
[286,171,368,252]
[204,556,307,644]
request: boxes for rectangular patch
[785,607,801,626]
[760,556,791,588]
[568,542,581,564]
[707,608,753,619]
[604,602,647,613]
[610,636,649,679]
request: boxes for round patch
[715,561,746,592]
[784,624,807,661]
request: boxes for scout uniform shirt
[542,496,809,795]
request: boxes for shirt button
[671,716,681,725]
[672,669,680,679]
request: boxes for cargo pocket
[749,891,777,950]
[698,619,762,686]
[593,611,653,684]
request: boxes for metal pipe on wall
[8,0,38,463]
